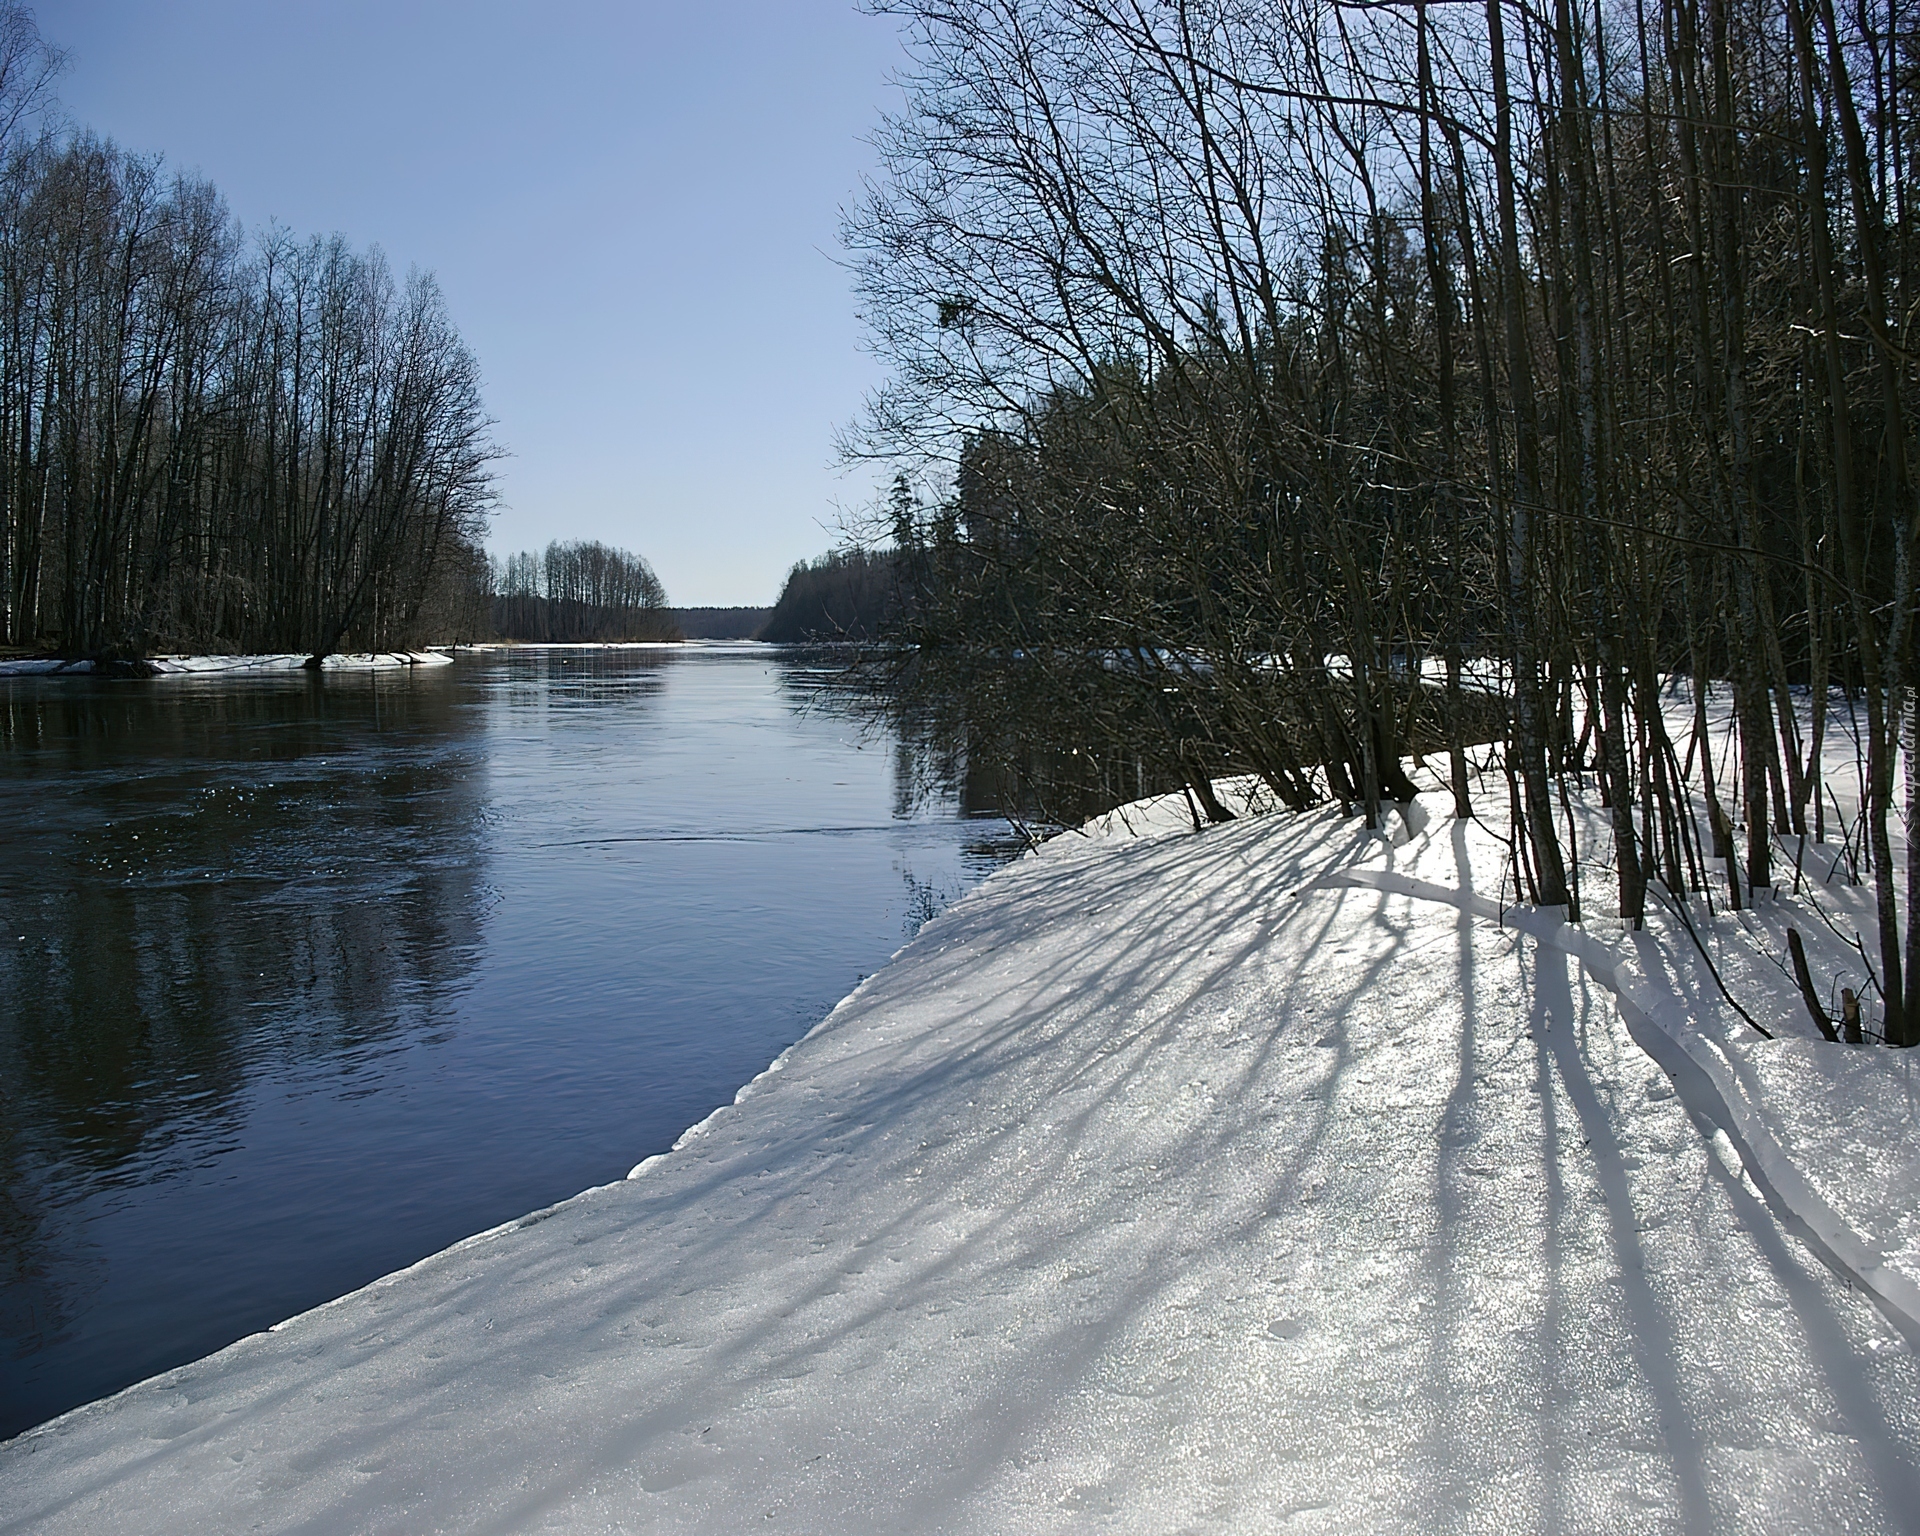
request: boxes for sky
[37,1,912,607]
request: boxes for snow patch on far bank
[0,650,454,677]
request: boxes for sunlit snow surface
[5,762,1920,1531]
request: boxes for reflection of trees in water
[491,644,679,710]
[772,650,1030,932]
[898,866,952,937]
[774,651,854,714]
[774,647,1093,828]
[813,650,1191,833]
[819,648,1507,836]
[0,671,488,1364]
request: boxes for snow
[0,657,94,674]
[1349,792,1920,1342]
[144,650,455,674]
[0,651,454,677]
[5,740,1920,1531]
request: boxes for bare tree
[844,0,1920,1043]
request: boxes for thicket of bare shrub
[847,0,1920,1041]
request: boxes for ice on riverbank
[153,651,455,674]
[0,650,454,676]
[4,753,1919,1532]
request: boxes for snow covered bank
[0,650,454,677]
[4,769,1919,1532]
[153,650,455,674]
[1324,799,1920,1346]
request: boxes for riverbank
[3,743,1919,1531]
[0,650,456,677]
[0,642,759,677]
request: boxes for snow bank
[0,657,94,675]
[5,762,1919,1531]
[148,650,454,674]
[0,650,454,677]
[1328,803,1920,1347]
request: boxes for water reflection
[0,669,488,1432]
[0,648,1021,1439]
[809,652,1179,831]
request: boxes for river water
[0,645,1024,1439]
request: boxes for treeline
[490,540,677,643]
[851,0,1920,1040]
[759,547,899,641]
[0,4,494,660]
[672,606,770,640]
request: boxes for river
[0,645,1024,1439]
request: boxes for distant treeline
[0,6,495,660]
[490,540,677,643]
[758,548,899,642]
[671,607,769,640]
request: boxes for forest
[0,4,495,662]
[847,0,1920,1042]
[490,540,678,642]
[758,546,901,641]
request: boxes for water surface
[0,645,1021,1438]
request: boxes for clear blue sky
[39,1,909,606]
